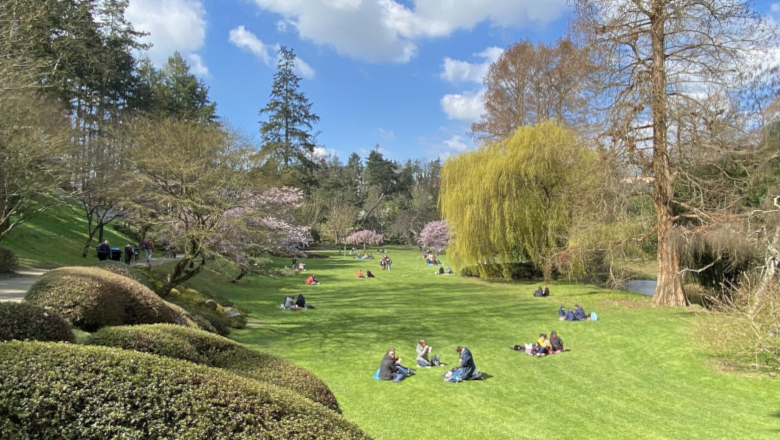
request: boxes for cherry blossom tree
[418,220,449,252]
[124,117,311,294]
[345,229,383,251]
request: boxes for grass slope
[218,247,780,440]
[3,205,133,268]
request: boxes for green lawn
[221,247,780,440]
[3,205,133,268]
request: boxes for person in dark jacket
[378,348,411,382]
[549,330,564,353]
[533,286,543,297]
[366,270,375,278]
[96,240,110,261]
[543,285,550,297]
[452,346,476,381]
[124,243,134,265]
[566,308,575,321]
[574,305,587,321]
[296,294,306,308]
[558,305,566,320]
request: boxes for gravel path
[0,257,178,302]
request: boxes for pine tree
[154,52,217,123]
[259,46,319,169]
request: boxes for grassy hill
[3,205,134,268]
[3,206,779,439]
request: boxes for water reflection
[623,280,656,296]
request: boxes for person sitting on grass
[296,294,306,309]
[533,286,544,297]
[566,308,576,321]
[446,267,454,274]
[444,346,476,382]
[558,305,566,320]
[283,296,300,310]
[543,285,550,296]
[379,347,413,383]
[549,330,564,353]
[366,270,375,278]
[574,304,587,321]
[532,333,551,356]
[357,269,364,278]
[416,339,434,367]
[435,266,445,275]
[306,274,319,285]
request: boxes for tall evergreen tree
[153,52,217,123]
[259,46,319,169]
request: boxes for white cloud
[127,0,208,71]
[440,47,503,84]
[249,0,566,63]
[187,54,209,75]
[229,26,316,79]
[441,91,485,122]
[443,135,470,152]
[378,127,396,141]
[229,25,273,65]
[313,146,338,160]
[422,133,475,158]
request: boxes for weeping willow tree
[440,121,599,279]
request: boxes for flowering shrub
[345,230,383,250]
[419,220,449,252]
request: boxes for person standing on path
[124,243,134,265]
[142,238,154,263]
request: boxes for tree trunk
[230,269,247,284]
[649,1,688,306]
[97,222,105,243]
[751,226,780,317]
[162,255,206,296]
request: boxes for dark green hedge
[0,341,370,439]
[0,246,17,273]
[91,260,155,290]
[86,324,341,412]
[0,302,74,343]
[25,266,199,332]
[460,262,544,280]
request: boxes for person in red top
[306,274,319,285]
[357,270,364,278]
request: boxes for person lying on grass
[379,347,414,382]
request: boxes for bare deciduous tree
[572,0,776,306]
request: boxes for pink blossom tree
[124,118,311,294]
[346,229,384,251]
[418,220,449,252]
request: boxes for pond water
[623,279,657,296]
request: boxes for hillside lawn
[3,209,779,439]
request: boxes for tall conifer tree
[259,46,319,170]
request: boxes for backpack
[590,312,598,321]
[431,354,441,366]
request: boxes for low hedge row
[25,266,199,332]
[0,341,370,439]
[0,303,74,343]
[86,324,341,412]
[460,262,544,280]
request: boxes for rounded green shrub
[25,266,199,332]
[0,303,74,343]
[0,246,17,273]
[91,260,154,290]
[0,341,370,439]
[86,324,341,412]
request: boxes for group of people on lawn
[559,304,591,321]
[379,341,479,383]
[379,255,392,270]
[512,331,564,356]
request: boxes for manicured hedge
[92,260,155,289]
[25,266,199,332]
[0,341,370,439]
[0,302,74,343]
[86,324,341,412]
[0,246,17,273]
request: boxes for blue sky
[125,0,780,162]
